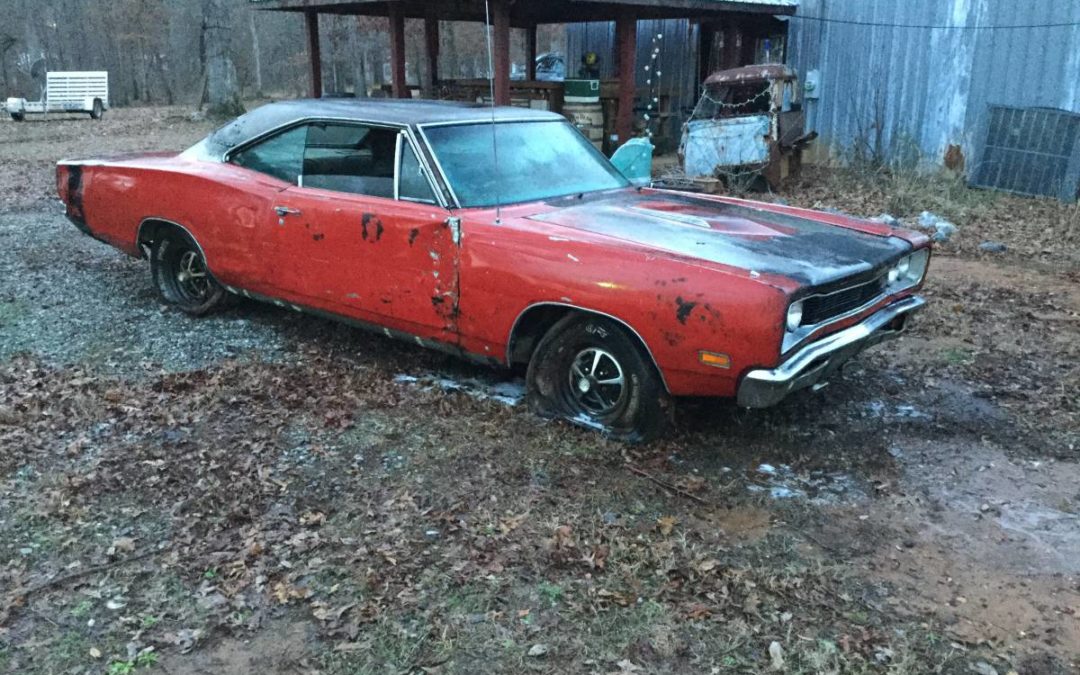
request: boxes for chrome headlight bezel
[786,300,804,332]
[889,248,930,291]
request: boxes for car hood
[527,191,913,287]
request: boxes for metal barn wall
[566,20,701,140]
[787,0,1080,173]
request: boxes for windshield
[423,120,629,208]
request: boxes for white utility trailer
[5,71,109,121]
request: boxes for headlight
[888,249,929,289]
[786,301,804,332]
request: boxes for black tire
[151,231,225,316]
[526,315,671,443]
[10,112,25,122]
[90,99,104,120]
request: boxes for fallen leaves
[527,643,549,657]
[768,641,785,670]
[656,516,678,536]
[272,581,311,605]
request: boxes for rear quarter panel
[58,157,287,296]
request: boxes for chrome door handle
[275,206,301,217]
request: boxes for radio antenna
[483,0,503,223]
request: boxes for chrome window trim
[395,129,441,206]
[393,132,404,200]
[506,301,670,393]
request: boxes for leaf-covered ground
[1,109,1078,675]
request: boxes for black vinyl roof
[204,98,563,156]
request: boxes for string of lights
[643,32,663,139]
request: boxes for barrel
[563,102,605,151]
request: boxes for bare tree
[249,9,263,96]
[202,0,244,118]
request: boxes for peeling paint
[361,212,384,242]
[675,296,697,325]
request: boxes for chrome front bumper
[737,296,926,408]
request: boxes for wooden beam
[492,0,511,105]
[525,24,538,80]
[305,11,323,98]
[615,14,637,146]
[255,0,797,21]
[388,3,408,98]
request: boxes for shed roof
[250,0,798,24]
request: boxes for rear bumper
[737,295,925,408]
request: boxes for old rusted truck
[57,99,927,442]
[682,65,816,190]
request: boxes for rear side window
[230,125,306,184]
[302,123,398,199]
[230,122,438,203]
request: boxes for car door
[266,122,459,343]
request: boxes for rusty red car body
[57,99,930,441]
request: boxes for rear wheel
[151,231,225,316]
[526,315,671,443]
[90,99,103,120]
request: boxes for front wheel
[10,112,25,122]
[90,99,104,120]
[527,315,671,443]
[151,232,225,316]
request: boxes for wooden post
[492,0,511,105]
[305,11,322,98]
[388,3,408,98]
[721,24,742,70]
[615,14,637,146]
[699,22,715,87]
[525,24,538,81]
[424,15,440,94]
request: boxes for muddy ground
[0,108,1078,675]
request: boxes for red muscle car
[57,99,930,442]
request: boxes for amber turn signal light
[698,351,731,369]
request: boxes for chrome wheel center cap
[577,378,591,393]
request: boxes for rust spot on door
[675,296,697,325]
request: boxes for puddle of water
[747,462,866,505]
[864,400,932,420]
[394,373,526,406]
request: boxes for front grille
[802,275,887,326]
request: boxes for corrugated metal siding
[787,0,1080,171]
[566,20,701,141]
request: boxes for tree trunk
[202,0,244,119]
[249,10,263,97]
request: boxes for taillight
[57,164,69,203]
